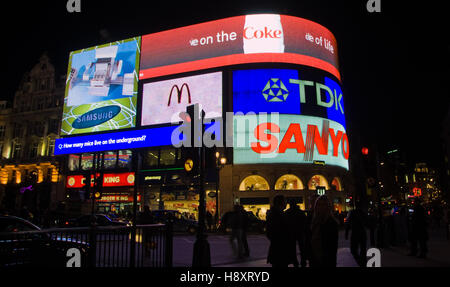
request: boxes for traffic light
[93,173,103,200]
[81,173,91,200]
[182,147,198,174]
[362,147,369,155]
[181,104,205,175]
[186,104,203,148]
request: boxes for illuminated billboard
[54,125,182,155]
[141,72,222,126]
[140,14,339,80]
[66,172,135,188]
[233,114,349,169]
[61,37,141,136]
[233,68,345,127]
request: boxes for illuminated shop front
[140,147,219,220]
[228,166,348,221]
[65,150,140,215]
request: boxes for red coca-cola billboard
[139,14,340,81]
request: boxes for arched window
[307,175,329,190]
[239,175,270,191]
[275,174,304,190]
[331,177,342,191]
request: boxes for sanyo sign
[233,114,349,170]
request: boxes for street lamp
[215,151,226,228]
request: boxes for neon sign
[66,172,135,188]
[233,114,349,169]
[233,68,345,128]
[139,14,340,80]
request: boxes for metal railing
[0,222,173,267]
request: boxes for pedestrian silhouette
[266,195,289,267]
[408,199,428,258]
[285,198,307,267]
[206,210,213,232]
[395,206,408,246]
[303,194,318,266]
[310,195,339,267]
[345,201,368,266]
[229,205,246,259]
[239,206,250,257]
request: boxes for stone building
[0,54,65,214]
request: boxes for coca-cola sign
[139,14,340,81]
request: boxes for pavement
[214,247,359,267]
[173,229,360,267]
[173,227,450,267]
[376,228,450,267]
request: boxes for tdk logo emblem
[262,78,289,102]
[262,77,344,115]
[72,106,121,129]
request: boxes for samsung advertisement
[61,37,141,136]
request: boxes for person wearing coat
[266,195,292,267]
[310,195,339,267]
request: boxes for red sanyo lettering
[243,26,282,40]
[251,123,349,160]
[278,123,305,154]
[329,128,343,157]
[251,122,280,154]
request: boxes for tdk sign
[72,106,121,129]
[233,68,345,128]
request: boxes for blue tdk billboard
[233,68,345,128]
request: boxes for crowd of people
[223,195,450,267]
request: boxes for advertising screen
[141,72,222,126]
[140,14,339,80]
[54,125,182,155]
[233,68,345,128]
[233,114,349,169]
[61,37,141,136]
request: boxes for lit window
[118,150,132,168]
[275,174,303,190]
[308,175,329,190]
[145,150,159,167]
[331,177,342,191]
[103,151,117,169]
[160,149,176,166]
[68,154,80,171]
[81,153,94,170]
[239,175,270,191]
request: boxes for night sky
[4,0,449,168]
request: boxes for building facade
[0,54,65,215]
[55,15,352,220]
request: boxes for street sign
[316,186,326,196]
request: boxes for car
[69,214,129,227]
[150,210,198,234]
[0,215,89,267]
